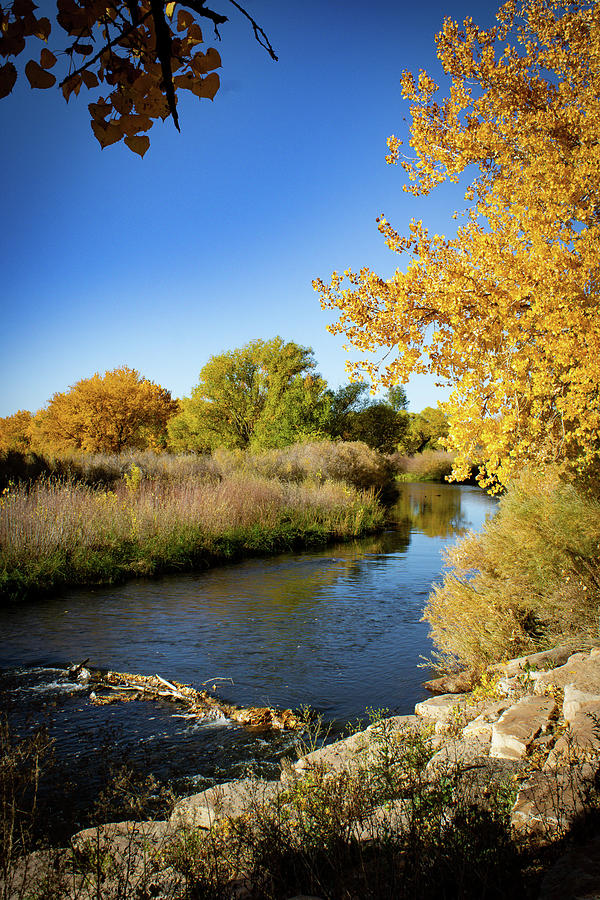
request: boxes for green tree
[325,382,409,452]
[398,406,449,455]
[168,337,330,452]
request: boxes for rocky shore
[7,643,600,899]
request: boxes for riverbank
[0,472,384,603]
[6,643,600,899]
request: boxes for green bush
[424,466,600,671]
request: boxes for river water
[0,482,495,831]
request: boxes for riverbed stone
[351,799,412,841]
[489,645,584,678]
[422,670,479,695]
[170,779,284,829]
[490,695,557,759]
[414,693,483,725]
[293,729,373,776]
[562,684,600,722]
[545,704,600,768]
[511,764,597,837]
[535,651,600,695]
[71,819,171,858]
[461,700,511,739]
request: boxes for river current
[0,482,496,832]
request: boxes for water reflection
[0,484,496,801]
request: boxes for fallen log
[88,669,303,731]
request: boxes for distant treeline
[0,338,448,458]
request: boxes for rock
[537,833,600,900]
[293,730,372,775]
[365,714,421,734]
[562,684,600,722]
[414,694,482,725]
[170,779,284,829]
[490,695,557,759]
[425,735,491,774]
[545,704,600,768]
[461,701,511,739]
[351,799,412,841]
[511,764,597,837]
[489,645,583,677]
[535,651,600,695]
[422,670,478,695]
[71,819,170,858]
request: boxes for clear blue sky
[1,0,500,417]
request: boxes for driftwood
[88,669,303,731]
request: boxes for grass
[0,450,385,602]
[423,465,600,672]
[391,450,460,483]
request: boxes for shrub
[391,450,458,482]
[424,466,600,671]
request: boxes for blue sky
[1,0,500,417]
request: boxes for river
[0,482,496,834]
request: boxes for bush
[391,450,458,482]
[424,466,600,671]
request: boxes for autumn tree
[167,337,330,452]
[0,0,275,155]
[0,409,32,452]
[31,365,178,452]
[315,0,600,489]
[398,406,449,456]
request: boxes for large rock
[490,695,557,759]
[511,764,596,837]
[545,703,600,768]
[422,670,479,695]
[461,701,511,739]
[170,779,283,828]
[351,799,412,841]
[535,651,600,695]
[414,694,483,726]
[562,685,600,722]
[489,645,584,677]
[293,730,372,776]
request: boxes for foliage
[0,410,32,453]
[29,366,178,454]
[168,338,330,453]
[393,449,457,483]
[325,383,410,453]
[0,0,276,154]
[397,406,449,456]
[314,0,600,489]
[424,466,600,671]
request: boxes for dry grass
[392,450,458,482]
[424,466,600,671]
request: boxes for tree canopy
[315,0,600,489]
[167,337,330,452]
[30,365,178,452]
[0,0,275,154]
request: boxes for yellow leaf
[39,47,56,68]
[165,1,175,18]
[25,58,56,89]
[0,61,17,99]
[91,118,123,148]
[124,134,150,157]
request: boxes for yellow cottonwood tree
[31,366,178,452]
[314,0,600,489]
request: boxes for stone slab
[490,695,557,759]
[423,670,478,695]
[535,651,600,695]
[170,779,283,828]
[545,705,600,768]
[489,645,584,677]
[351,799,412,841]
[563,685,600,722]
[293,730,371,775]
[511,764,596,837]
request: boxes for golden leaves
[1,0,232,152]
[315,0,600,489]
[25,58,55,88]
